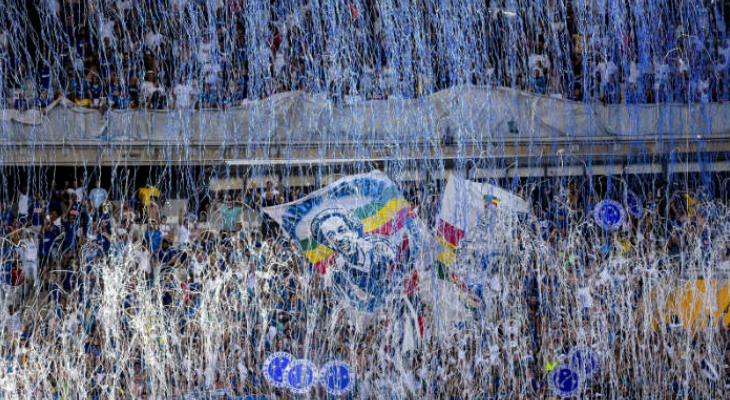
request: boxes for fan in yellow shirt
[139,185,161,206]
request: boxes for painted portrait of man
[311,207,398,311]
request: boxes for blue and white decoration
[285,358,318,394]
[263,354,355,395]
[568,346,601,380]
[593,200,626,231]
[319,360,355,396]
[624,190,643,218]
[262,352,293,389]
[548,364,582,398]
[88,187,109,209]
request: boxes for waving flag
[436,175,530,268]
[435,175,531,311]
[263,171,423,313]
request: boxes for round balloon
[624,190,643,218]
[286,358,318,394]
[319,360,354,396]
[262,352,293,389]
[593,199,625,231]
[88,188,108,210]
[548,364,582,398]
[568,346,601,379]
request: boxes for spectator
[144,219,163,253]
[532,67,548,95]
[89,75,104,110]
[219,198,242,232]
[29,193,44,229]
[173,79,194,109]
[17,185,29,225]
[33,89,53,110]
[260,190,278,239]
[14,91,29,111]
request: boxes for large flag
[434,175,531,311]
[660,279,730,330]
[263,171,424,313]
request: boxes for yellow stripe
[437,247,456,265]
[361,197,410,233]
[304,245,333,264]
[303,197,409,263]
[435,236,457,265]
[435,235,457,250]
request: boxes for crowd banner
[2,87,729,144]
[262,171,426,314]
[433,175,532,325]
[435,174,530,264]
[660,279,730,329]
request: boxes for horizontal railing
[1,86,728,146]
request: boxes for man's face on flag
[319,214,359,257]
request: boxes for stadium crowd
[2,0,730,112]
[1,173,730,399]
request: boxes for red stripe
[404,270,419,296]
[437,219,465,247]
[450,272,470,291]
[367,207,416,236]
[313,252,337,274]
[397,233,410,264]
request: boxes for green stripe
[299,237,319,252]
[351,185,401,219]
[435,261,449,280]
[297,185,403,251]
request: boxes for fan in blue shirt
[30,197,45,227]
[1,202,16,233]
[144,222,163,253]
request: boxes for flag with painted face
[263,171,424,313]
[434,175,531,312]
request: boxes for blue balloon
[593,199,626,231]
[286,359,317,394]
[625,190,643,218]
[569,346,601,379]
[548,364,582,398]
[89,188,108,209]
[263,352,292,388]
[319,361,354,396]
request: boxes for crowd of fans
[2,1,730,112]
[1,172,730,398]
[2,0,730,399]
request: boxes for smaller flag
[546,360,558,372]
[484,194,500,208]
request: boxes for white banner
[2,86,727,144]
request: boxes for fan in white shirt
[142,75,165,99]
[117,0,133,11]
[98,16,115,41]
[528,53,551,74]
[17,191,29,218]
[192,253,208,284]
[19,238,38,283]
[173,82,194,109]
[145,31,164,50]
[178,221,191,243]
[628,60,643,84]
[134,247,151,274]
[595,59,618,84]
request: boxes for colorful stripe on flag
[436,218,465,248]
[484,194,500,208]
[296,187,414,273]
[435,218,480,309]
